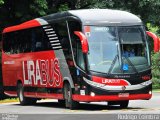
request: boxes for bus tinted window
[3,33,12,54]
[67,21,84,70]
[52,22,72,60]
[3,26,52,54]
[31,27,52,52]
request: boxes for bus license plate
[118,93,129,97]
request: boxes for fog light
[149,91,152,94]
[90,92,95,97]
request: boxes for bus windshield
[85,26,150,74]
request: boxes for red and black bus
[1,9,159,109]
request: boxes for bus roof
[42,9,143,26]
[3,9,143,33]
[2,19,41,33]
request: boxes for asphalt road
[0,93,159,120]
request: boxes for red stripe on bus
[72,94,152,102]
[3,19,41,33]
[92,76,130,86]
[24,92,63,99]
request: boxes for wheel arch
[63,77,74,88]
[17,80,22,86]
[16,79,23,93]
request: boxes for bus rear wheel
[64,83,79,109]
[17,83,37,105]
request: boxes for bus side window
[31,28,42,52]
[3,27,51,54]
[31,27,52,52]
[35,41,42,51]
[67,21,85,70]
[76,40,85,70]
[3,32,15,54]
[53,22,73,63]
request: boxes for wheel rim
[64,84,72,108]
[67,86,71,103]
[19,86,23,102]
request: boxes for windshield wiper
[107,42,123,74]
[107,55,118,74]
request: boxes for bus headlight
[141,80,152,86]
[90,92,95,97]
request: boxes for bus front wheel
[108,100,129,108]
[58,100,65,106]
[119,100,129,108]
[64,83,79,109]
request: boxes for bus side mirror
[74,31,89,53]
[146,31,159,53]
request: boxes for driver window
[68,21,85,70]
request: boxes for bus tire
[119,100,129,108]
[17,83,37,105]
[58,100,65,106]
[64,83,79,110]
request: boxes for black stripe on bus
[24,87,62,94]
[4,86,17,91]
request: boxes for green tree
[90,0,160,29]
[1,0,159,32]
[151,52,160,89]
[0,0,4,5]
[46,0,94,13]
[0,0,48,32]
[148,24,160,89]
[46,0,160,34]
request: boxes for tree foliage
[90,0,160,28]
[0,0,48,30]
[0,0,159,32]
[0,0,4,5]
[151,52,160,88]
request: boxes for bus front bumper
[72,93,152,102]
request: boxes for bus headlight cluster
[141,80,152,86]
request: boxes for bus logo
[102,79,120,84]
[22,58,62,87]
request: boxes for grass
[153,89,160,92]
[0,98,19,103]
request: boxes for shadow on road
[14,101,144,111]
